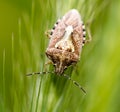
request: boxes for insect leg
[85,26,92,43]
[44,61,53,71]
[45,61,53,65]
[45,30,52,38]
[63,74,86,94]
[84,22,92,44]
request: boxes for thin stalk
[35,78,42,112]
[12,33,14,111]
[31,0,35,29]
[3,49,5,112]
[30,78,37,112]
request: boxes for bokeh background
[0,0,120,112]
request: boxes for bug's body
[46,9,86,75]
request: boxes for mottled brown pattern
[46,9,85,75]
[72,26,83,55]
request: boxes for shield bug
[27,9,91,94]
[46,9,87,74]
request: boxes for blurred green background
[0,0,120,112]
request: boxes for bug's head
[54,59,66,75]
[54,57,77,75]
[47,53,76,75]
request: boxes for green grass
[2,49,5,112]
[0,0,120,112]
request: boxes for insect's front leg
[44,60,53,72]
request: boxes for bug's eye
[47,55,52,60]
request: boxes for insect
[27,9,91,94]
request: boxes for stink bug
[46,9,87,75]
[27,9,91,94]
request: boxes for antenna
[26,72,86,94]
[26,71,53,76]
[63,74,86,94]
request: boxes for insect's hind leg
[45,30,52,39]
[84,21,92,44]
[85,27,92,43]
